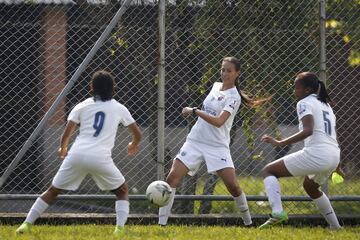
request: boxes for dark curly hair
[91,70,115,101]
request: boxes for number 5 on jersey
[322,111,331,136]
[93,111,105,137]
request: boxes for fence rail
[2,194,360,201]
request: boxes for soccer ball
[146,180,172,207]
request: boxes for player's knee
[48,186,62,196]
[303,182,316,192]
[119,183,129,194]
[302,181,321,198]
[112,182,128,197]
[260,166,272,178]
[41,186,61,204]
[261,164,281,178]
[226,184,241,197]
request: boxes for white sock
[115,200,129,227]
[25,197,49,224]
[313,193,341,229]
[264,176,283,214]
[158,187,176,225]
[233,192,252,225]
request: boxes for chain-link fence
[1,0,359,218]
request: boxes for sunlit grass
[2,224,360,240]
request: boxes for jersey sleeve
[296,100,313,120]
[223,96,241,115]
[119,105,136,126]
[67,103,82,124]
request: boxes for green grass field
[1,225,360,240]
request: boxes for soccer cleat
[258,211,288,229]
[242,223,253,228]
[329,225,343,231]
[113,226,125,236]
[15,222,32,234]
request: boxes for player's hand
[181,107,193,117]
[128,142,139,156]
[335,166,345,178]
[261,134,281,146]
[58,147,68,160]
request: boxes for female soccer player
[259,72,342,229]
[16,70,142,236]
[158,57,263,226]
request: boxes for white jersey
[297,94,339,150]
[187,82,241,147]
[67,98,135,157]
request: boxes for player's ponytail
[318,80,332,104]
[235,79,270,107]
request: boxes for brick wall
[41,6,67,125]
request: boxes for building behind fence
[0,0,359,217]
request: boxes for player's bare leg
[41,186,62,204]
[303,176,341,229]
[217,167,252,226]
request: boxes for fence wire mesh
[0,0,359,217]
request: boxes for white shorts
[52,153,125,191]
[283,148,340,185]
[175,140,234,176]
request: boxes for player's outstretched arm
[58,120,78,159]
[262,115,314,147]
[127,122,142,156]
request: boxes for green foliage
[241,117,255,150]
[198,66,217,94]
[2,225,360,240]
[326,0,360,66]
[349,50,360,66]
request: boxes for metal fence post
[157,0,166,181]
[319,0,327,84]
[319,0,328,195]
